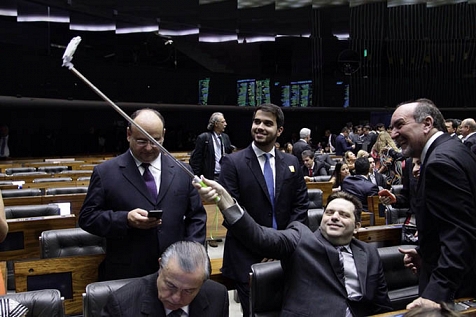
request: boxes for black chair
[4,167,36,175]
[378,245,419,310]
[32,177,73,183]
[0,289,65,317]
[0,188,42,198]
[249,261,284,317]
[45,186,88,195]
[312,175,332,182]
[77,176,91,181]
[307,188,324,232]
[40,228,106,259]
[83,278,138,317]
[387,185,411,224]
[37,166,69,174]
[4,204,60,219]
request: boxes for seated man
[302,150,327,181]
[341,157,379,211]
[194,177,392,317]
[102,241,229,317]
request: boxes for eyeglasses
[132,137,160,147]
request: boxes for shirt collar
[421,131,444,164]
[165,306,189,316]
[252,142,275,158]
[130,150,162,170]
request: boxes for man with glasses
[79,108,207,281]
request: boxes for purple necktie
[141,163,157,200]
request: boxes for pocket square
[289,166,295,172]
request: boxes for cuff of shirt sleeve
[222,200,244,225]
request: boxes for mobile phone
[148,210,163,219]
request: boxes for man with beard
[218,103,309,317]
[390,99,476,311]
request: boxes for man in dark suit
[189,112,233,181]
[292,127,312,165]
[301,150,327,180]
[368,156,388,189]
[361,125,377,152]
[335,127,355,156]
[341,157,379,211]
[461,118,476,151]
[102,241,229,317]
[390,99,476,311]
[195,179,392,317]
[79,108,206,281]
[218,103,309,317]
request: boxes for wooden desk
[0,214,77,261]
[14,254,105,315]
[367,195,387,226]
[42,193,87,218]
[355,224,402,247]
[210,258,234,290]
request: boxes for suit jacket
[341,175,379,211]
[189,132,233,179]
[79,151,207,281]
[292,140,311,165]
[370,170,388,190]
[102,272,229,317]
[301,160,327,177]
[225,210,392,316]
[335,134,353,156]
[463,133,476,151]
[218,145,309,283]
[415,133,476,302]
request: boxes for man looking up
[79,108,207,281]
[194,177,392,317]
[190,112,233,181]
[102,241,229,317]
[218,103,309,316]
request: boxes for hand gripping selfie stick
[62,36,218,201]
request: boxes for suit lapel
[316,231,346,290]
[157,154,176,204]
[189,287,209,316]
[350,241,368,295]
[119,152,154,203]
[274,151,286,203]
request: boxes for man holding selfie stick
[79,108,207,281]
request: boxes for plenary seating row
[0,289,65,317]
[249,245,419,317]
[1,169,93,182]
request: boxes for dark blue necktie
[168,309,183,317]
[141,163,157,200]
[263,153,277,229]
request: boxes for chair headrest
[4,167,36,175]
[0,289,63,316]
[32,177,73,183]
[0,188,42,198]
[307,189,323,209]
[5,204,61,219]
[40,228,106,258]
[46,187,88,195]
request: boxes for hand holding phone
[378,189,396,204]
[148,210,163,219]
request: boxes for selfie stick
[62,36,217,198]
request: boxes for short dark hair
[254,103,284,128]
[326,191,362,223]
[301,149,314,159]
[354,157,370,175]
[445,118,459,130]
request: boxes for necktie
[263,153,277,229]
[141,163,157,200]
[168,309,183,317]
[309,168,313,177]
[338,246,362,299]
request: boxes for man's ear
[353,221,361,234]
[277,126,284,138]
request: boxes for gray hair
[300,128,311,138]
[207,112,224,131]
[412,99,446,132]
[160,241,210,281]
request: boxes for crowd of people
[2,99,476,317]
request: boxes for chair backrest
[32,177,73,183]
[307,189,323,209]
[77,176,91,181]
[83,278,138,317]
[0,188,42,198]
[312,175,332,182]
[40,228,106,258]
[250,261,284,317]
[307,188,324,232]
[0,181,14,185]
[4,167,36,175]
[4,204,60,219]
[0,289,65,317]
[45,186,88,195]
[306,181,333,206]
[377,245,419,310]
[37,166,69,173]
